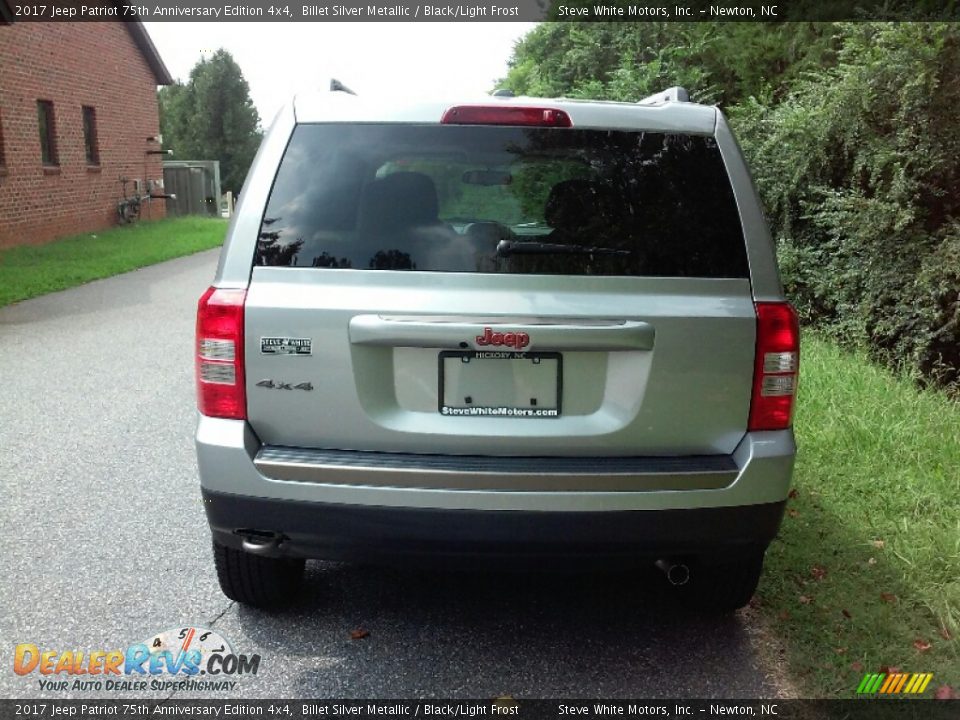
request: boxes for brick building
[0,9,173,248]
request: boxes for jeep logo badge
[475,327,530,349]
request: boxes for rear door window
[256,124,749,278]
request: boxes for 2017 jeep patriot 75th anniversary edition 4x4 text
[195,87,799,611]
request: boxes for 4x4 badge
[261,337,312,355]
[256,379,313,391]
[475,327,530,349]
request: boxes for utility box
[163,161,221,217]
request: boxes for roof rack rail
[637,86,690,105]
[330,78,357,96]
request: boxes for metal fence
[162,160,221,217]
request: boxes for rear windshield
[256,124,748,277]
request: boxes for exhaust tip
[237,530,283,555]
[655,559,690,586]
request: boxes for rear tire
[213,541,305,608]
[687,551,765,612]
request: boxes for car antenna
[330,78,357,96]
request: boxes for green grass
[758,335,959,697]
[0,217,227,307]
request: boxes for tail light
[748,302,800,431]
[441,106,572,127]
[196,287,247,419]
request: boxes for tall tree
[502,22,836,107]
[158,50,262,194]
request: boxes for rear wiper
[496,240,631,257]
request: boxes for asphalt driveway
[0,250,787,699]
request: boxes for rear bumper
[196,417,795,512]
[204,489,784,563]
[196,417,795,561]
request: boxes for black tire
[686,551,765,612]
[212,541,305,608]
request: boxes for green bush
[732,23,960,391]
[503,22,837,107]
[505,21,960,393]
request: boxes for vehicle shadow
[755,483,945,699]
[232,562,776,698]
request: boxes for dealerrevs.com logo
[13,626,261,692]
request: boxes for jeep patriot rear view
[195,87,799,610]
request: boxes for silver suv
[195,87,799,611]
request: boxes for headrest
[544,179,612,231]
[357,172,439,233]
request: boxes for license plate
[438,351,562,418]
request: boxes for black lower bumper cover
[203,489,786,565]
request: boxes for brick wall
[0,22,167,249]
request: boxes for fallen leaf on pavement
[880,592,897,604]
[350,628,370,640]
[913,639,932,652]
